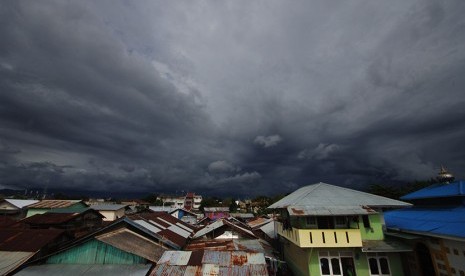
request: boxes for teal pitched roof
[269,182,411,213]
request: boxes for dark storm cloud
[1,0,465,197]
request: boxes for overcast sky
[1,0,465,197]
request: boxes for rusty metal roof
[21,213,80,225]
[95,228,166,262]
[247,217,273,229]
[128,212,195,248]
[0,229,66,252]
[149,250,268,276]
[21,208,103,225]
[28,200,83,209]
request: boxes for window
[306,216,317,226]
[319,251,354,276]
[334,216,347,228]
[362,215,371,228]
[367,253,391,276]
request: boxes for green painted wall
[284,245,405,276]
[359,214,384,241]
[46,239,147,265]
[26,208,49,217]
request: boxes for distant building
[204,207,230,221]
[269,182,411,276]
[90,204,128,221]
[26,200,88,217]
[158,192,202,211]
[170,208,198,225]
[20,208,104,237]
[385,172,465,276]
[0,199,39,219]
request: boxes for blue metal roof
[384,206,465,239]
[400,180,465,200]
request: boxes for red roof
[0,216,16,228]
[0,229,66,252]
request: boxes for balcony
[277,222,362,248]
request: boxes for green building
[268,182,411,276]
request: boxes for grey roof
[16,264,151,276]
[149,206,177,213]
[90,204,127,211]
[0,251,35,275]
[4,199,39,209]
[192,218,256,239]
[203,207,229,212]
[268,182,411,213]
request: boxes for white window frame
[367,253,391,276]
[319,251,353,276]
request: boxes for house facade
[269,182,411,276]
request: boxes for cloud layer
[1,0,465,197]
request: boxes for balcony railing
[277,222,362,248]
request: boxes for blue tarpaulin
[401,180,465,200]
[384,206,465,239]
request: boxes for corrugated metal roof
[0,251,35,276]
[246,253,266,264]
[15,264,151,275]
[28,200,83,209]
[150,250,269,276]
[248,264,269,275]
[385,206,465,239]
[91,204,127,211]
[192,219,256,240]
[230,213,255,219]
[167,224,191,238]
[193,220,224,238]
[202,250,231,266]
[95,228,166,262]
[0,229,65,252]
[134,220,162,233]
[204,207,230,212]
[128,212,195,248]
[21,213,80,225]
[149,206,177,213]
[269,182,411,210]
[149,219,167,229]
[4,199,39,209]
[176,222,195,233]
[201,263,219,276]
[151,263,186,276]
[401,180,465,200]
[287,205,377,216]
[157,251,192,265]
[247,218,273,229]
[259,221,276,239]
